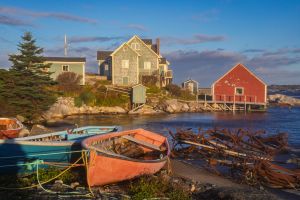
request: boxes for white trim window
[144,61,151,70]
[235,87,244,95]
[122,60,129,68]
[131,43,140,50]
[104,64,109,71]
[62,65,69,72]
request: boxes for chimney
[156,38,160,55]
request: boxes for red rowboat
[82,129,170,186]
[0,118,24,139]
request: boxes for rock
[18,128,30,137]
[181,103,190,112]
[70,182,80,189]
[30,124,52,135]
[268,94,300,106]
[55,180,63,184]
[16,115,26,123]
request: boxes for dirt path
[170,159,300,200]
[170,159,247,188]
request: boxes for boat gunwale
[83,128,171,164]
[0,126,120,146]
[89,144,169,164]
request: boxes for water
[56,106,300,148]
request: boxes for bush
[147,85,161,94]
[165,84,182,97]
[129,175,190,200]
[78,90,96,106]
[56,72,82,94]
[141,75,158,86]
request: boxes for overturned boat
[0,118,24,139]
[0,126,120,174]
[82,129,170,186]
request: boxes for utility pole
[64,34,68,57]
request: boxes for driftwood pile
[168,128,300,189]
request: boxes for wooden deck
[179,99,267,112]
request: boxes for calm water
[55,106,300,148]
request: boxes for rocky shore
[42,97,203,121]
[41,94,300,122]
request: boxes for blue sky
[0,0,299,86]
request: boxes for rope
[0,153,83,190]
[0,150,88,160]
[82,150,94,197]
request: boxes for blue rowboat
[0,126,120,174]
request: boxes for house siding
[99,58,112,80]
[213,64,266,104]
[127,37,158,79]
[46,62,85,85]
[112,45,138,85]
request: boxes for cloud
[0,15,32,26]
[161,34,226,45]
[164,48,300,86]
[68,36,126,43]
[0,6,97,24]
[192,9,219,22]
[124,24,148,31]
[242,49,265,53]
[164,49,245,85]
[247,54,300,68]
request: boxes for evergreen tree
[0,32,57,121]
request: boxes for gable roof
[110,42,140,57]
[183,79,199,84]
[126,35,160,58]
[97,51,113,60]
[44,57,86,62]
[212,63,267,87]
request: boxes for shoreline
[40,94,300,123]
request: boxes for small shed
[131,84,147,105]
[182,79,199,94]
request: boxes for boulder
[268,94,300,105]
[18,128,30,137]
[16,115,26,123]
[181,103,190,112]
[30,124,53,135]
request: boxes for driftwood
[169,128,300,189]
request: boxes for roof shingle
[44,57,86,62]
[97,51,113,60]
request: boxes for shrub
[129,175,191,200]
[147,85,161,94]
[141,75,158,86]
[56,72,82,94]
[165,84,182,97]
[79,90,96,106]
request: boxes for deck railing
[214,94,258,103]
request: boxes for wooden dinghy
[82,129,170,186]
[0,126,120,174]
[0,118,24,139]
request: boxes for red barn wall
[213,64,266,104]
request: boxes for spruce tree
[1,32,57,121]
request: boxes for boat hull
[0,126,120,174]
[0,118,23,139]
[82,129,170,186]
[87,150,167,186]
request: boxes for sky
[0,0,299,86]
